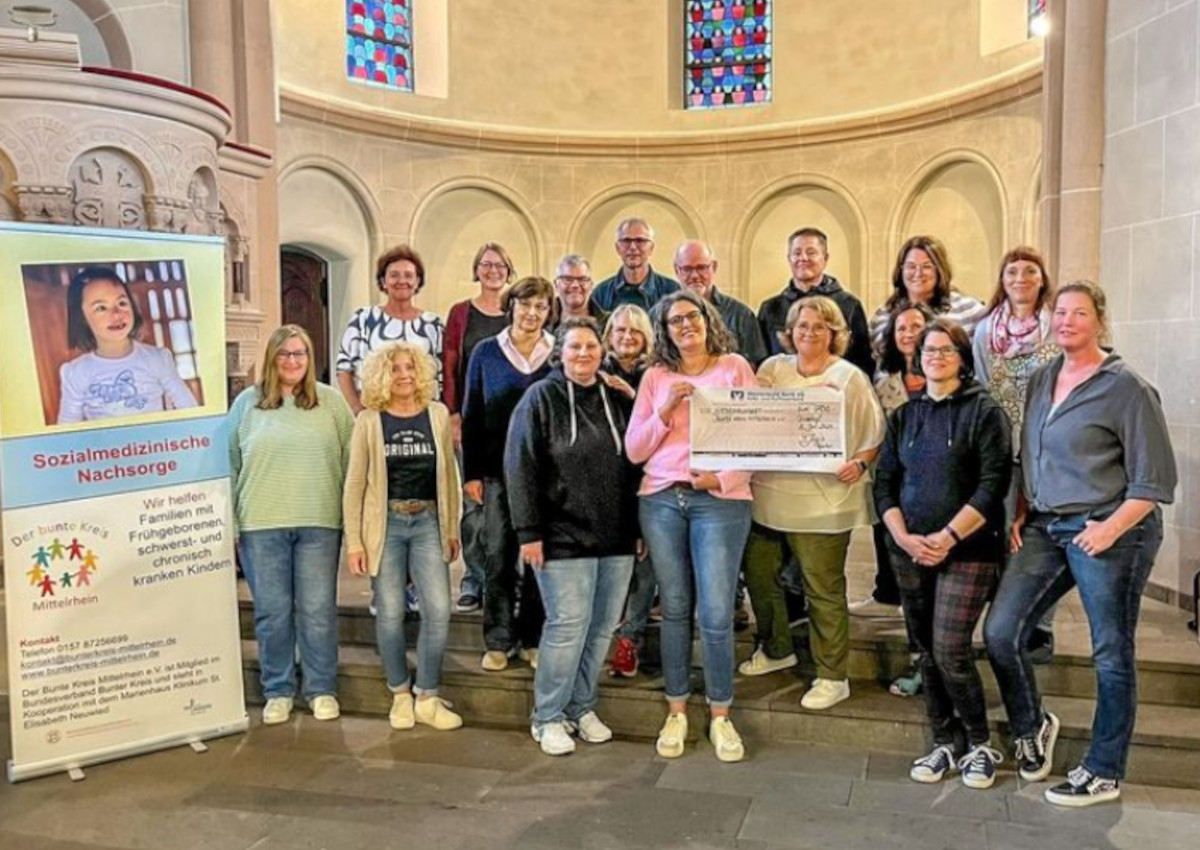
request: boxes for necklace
[680,355,714,376]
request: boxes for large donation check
[690,386,846,473]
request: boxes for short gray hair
[615,216,655,241]
[556,253,591,277]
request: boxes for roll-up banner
[0,222,247,782]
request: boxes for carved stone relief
[68,149,147,229]
[14,184,73,223]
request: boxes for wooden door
[279,248,330,384]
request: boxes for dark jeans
[870,522,902,605]
[984,509,1162,779]
[480,476,544,652]
[892,549,997,750]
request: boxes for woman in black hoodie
[874,319,1011,790]
[505,317,639,757]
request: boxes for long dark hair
[879,303,937,375]
[66,267,144,352]
[648,290,735,372]
[885,235,954,312]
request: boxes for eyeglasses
[921,345,958,358]
[515,300,552,314]
[793,322,830,336]
[676,264,713,276]
[666,309,705,329]
[618,237,653,247]
[276,350,309,361]
[556,275,592,287]
[477,261,508,272]
[789,249,824,261]
[903,263,936,276]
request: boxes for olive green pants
[743,523,851,680]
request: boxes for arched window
[685,1,771,110]
[346,1,414,91]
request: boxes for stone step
[238,602,1200,709]
[239,639,1200,790]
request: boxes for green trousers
[743,523,851,681]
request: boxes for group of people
[228,216,1176,810]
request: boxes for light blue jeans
[373,509,452,694]
[532,555,635,726]
[639,488,752,708]
[240,527,341,700]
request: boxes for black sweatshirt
[873,379,1012,563]
[504,369,639,559]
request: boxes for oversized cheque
[690,386,846,473]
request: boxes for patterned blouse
[971,310,1059,456]
[336,305,446,394]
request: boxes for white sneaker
[481,650,509,672]
[532,721,575,756]
[570,711,613,744]
[262,696,293,725]
[389,692,415,730]
[800,678,850,710]
[738,647,799,677]
[519,647,539,669]
[848,597,903,619]
[656,713,688,759]
[708,716,745,763]
[415,696,463,731]
[310,694,340,721]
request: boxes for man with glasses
[548,254,609,331]
[673,240,766,367]
[757,228,873,376]
[591,217,680,312]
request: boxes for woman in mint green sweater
[229,325,354,727]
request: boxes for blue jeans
[459,494,485,597]
[639,488,752,708]
[240,527,341,700]
[532,555,635,725]
[617,554,656,643]
[373,509,452,693]
[984,509,1163,778]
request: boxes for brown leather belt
[388,499,436,515]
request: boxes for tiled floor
[1,714,1200,849]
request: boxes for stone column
[1041,0,1107,284]
[188,0,239,133]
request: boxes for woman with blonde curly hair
[343,341,464,732]
[229,325,354,726]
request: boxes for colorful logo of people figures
[26,536,100,597]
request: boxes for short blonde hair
[780,296,849,357]
[360,342,438,411]
[602,304,654,357]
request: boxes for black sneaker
[1044,765,1120,807]
[1027,627,1054,665]
[1015,710,1060,782]
[910,744,958,784]
[958,743,1004,790]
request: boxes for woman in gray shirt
[983,281,1176,809]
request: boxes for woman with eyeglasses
[229,325,354,726]
[343,342,463,732]
[866,236,986,362]
[626,290,755,763]
[874,319,1011,790]
[462,276,556,672]
[740,297,885,714]
[600,304,658,679]
[336,244,446,416]
[442,243,515,612]
[506,317,639,756]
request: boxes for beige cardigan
[342,402,462,575]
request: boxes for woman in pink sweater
[626,290,756,764]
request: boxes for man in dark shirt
[548,253,609,332]
[673,240,767,367]
[591,217,680,312]
[757,227,874,376]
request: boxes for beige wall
[1102,0,1200,598]
[37,0,190,82]
[276,0,1041,133]
[276,93,1043,342]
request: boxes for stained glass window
[685,1,771,110]
[346,1,413,92]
